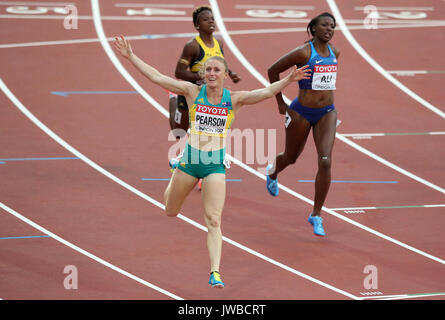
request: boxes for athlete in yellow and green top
[177,81,234,179]
[113,35,311,289]
[169,6,240,138]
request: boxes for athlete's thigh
[177,95,190,132]
[169,96,189,137]
[284,108,312,158]
[169,96,178,130]
[201,173,226,217]
[166,168,199,212]
[312,110,337,156]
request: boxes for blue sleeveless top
[298,41,338,91]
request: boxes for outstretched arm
[113,35,196,97]
[232,65,310,112]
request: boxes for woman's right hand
[113,35,133,59]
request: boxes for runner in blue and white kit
[266,12,340,237]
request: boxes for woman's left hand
[113,35,133,59]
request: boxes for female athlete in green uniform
[169,6,240,190]
[113,35,310,288]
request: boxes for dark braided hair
[192,5,212,26]
[306,12,336,41]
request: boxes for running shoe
[308,214,326,237]
[266,164,279,196]
[208,271,224,288]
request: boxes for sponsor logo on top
[196,104,228,116]
[313,64,337,73]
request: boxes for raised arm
[232,65,311,113]
[113,35,197,97]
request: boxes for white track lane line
[2,22,445,49]
[209,0,445,196]
[378,293,445,300]
[0,1,73,5]
[0,201,182,300]
[336,134,445,193]
[327,0,445,119]
[3,12,445,24]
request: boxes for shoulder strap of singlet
[327,44,335,58]
[195,36,205,49]
[308,41,316,60]
[195,36,221,52]
[195,85,232,109]
[197,84,207,101]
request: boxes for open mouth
[322,33,332,41]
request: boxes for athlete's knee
[283,153,298,165]
[165,205,179,217]
[206,213,221,229]
[318,155,332,170]
[164,194,180,217]
[288,156,298,165]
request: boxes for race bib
[194,104,228,136]
[174,108,182,124]
[312,64,337,90]
[285,111,291,128]
[223,157,231,169]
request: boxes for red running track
[0,0,444,301]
